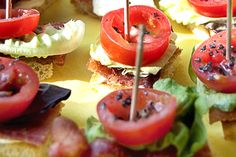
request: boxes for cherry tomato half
[97,88,177,146]
[191,29,236,93]
[188,0,236,17]
[0,57,39,122]
[0,9,40,39]
[100,5,171,66]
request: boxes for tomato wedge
[0,57,39,122]
[188,0,236,17]
[97,88,177,146]
[0,9,40,39]
[191,29,236,93]
[100,5,171,66]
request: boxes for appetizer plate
[41,0,236,156]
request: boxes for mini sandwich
[71,0,157,17]
[0,56,88,157]
[190,29,236,140]
[157,0,236,39]
[0,7,85,80]
[87,5,181,88]
[84,78,211,157]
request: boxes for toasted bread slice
[209,107,236,140]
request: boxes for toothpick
[226,0,233,61]
[5,0,12,19]
[124,0,130,41]
[130,25,145,121]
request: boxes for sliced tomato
[188,0,236,17]
[191,29,236,93]
[100,5,171,66]
[0,9,40,39]
[97,88,177,146]
[0,57,39,122]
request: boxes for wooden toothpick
[129,25,145,121]
[124,0,130,41]
[5,0,12,19]
[226,0,233,61]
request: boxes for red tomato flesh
[188,0,236,17]
[100,5,171,66]
[97,88,177,146]
[192,29,236,93]
[0,57,39,122]
[0,9,40,39]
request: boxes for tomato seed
[218,44,224,50]
[148,101,154,110]
[209,43,216,49]
[200,45,206,51]
[209,51,213,56]
[139,108,150,118]
[116,91,123,101]
[122,96,131,107]
[153,12,158,17]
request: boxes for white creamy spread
[92,0,156,16]
[14,0,45,9]
[90,33,177,77]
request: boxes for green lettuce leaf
[0,20,85,58]
[85,116,111,143]
[197,79,236,112]
[153,78,197,116]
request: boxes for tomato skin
[0,57,39,122]
[192,29,236,93]
[0,9,40,39]
[101,5,171,66]
[97,88,177,146]
[188,0,236,17]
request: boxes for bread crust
[209,107,236,140]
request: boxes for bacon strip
[209,107,236,124]
[0,103,62,145]
[48,117,89,157]
[0,84,71,146]
[89,138,211,157]
[87,59,160,88]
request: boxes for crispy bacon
[48,117,89,157]
[89,139,211,157]
[209,107,236,124]
[0,103,62,146]
[89,138,131,157]
[87,59,160,88]
[0,84,71,146]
